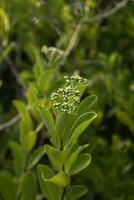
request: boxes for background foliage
[0,0,134,199]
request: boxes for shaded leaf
[69,153,91,175]
[9,141,25,176]
[77,95,97,116]
[0,176,17,200]
[20,171,37,200]
[66,185,87,200]
[28,147,46,169]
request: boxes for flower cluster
[41,45,64,62]
[51,75,88,114]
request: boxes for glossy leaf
[65,144,89,173]
[69,153,91,175]
[37,164,61,200]
[65,112,97,147]
[42,171,71,188]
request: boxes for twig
[0,114,20,132]
[0,45,20,83]
[35,122,44,133]
[82,0,129,24]
[5,56,20,83]
[0,105,30,133]
[74,59,102,66]
[0,115,44,133]
[64,21,83,60]
[64,0,129,60]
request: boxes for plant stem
[61,187,66,200]
[60,139,67,200]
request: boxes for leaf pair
[37,165,88,200]
[64,144,91,175]
[45,144,70,171]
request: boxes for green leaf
[9,141,25,176]
[37,69,53,92]
[75,83,88,96]
[14,101,32,130]
[28,147,46,169]
[37,164,61,200]
[20,171,37,200]
[0,170,14,180]
[26,83,38,105]
[21,130,37,152]
[45,144,62,171]
[69,153,91,175]
[42,171,71,188]
[45,145,71,171]
[56,112,76,138]
[39,108,60,149]
[26,84,40,120]
[0,133,12,159]
[66,185,87,200]
[39,109,56,136]
[60,148,71,165]
[65,112,97,147]
[77,95,97,115]
[14,101,34,150]
[0,176,17,200]
[65,144,89,173]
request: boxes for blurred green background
[0,0,134,200]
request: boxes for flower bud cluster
[51,75,88,114]
[64,74,88,86]
[51,87,80,114]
